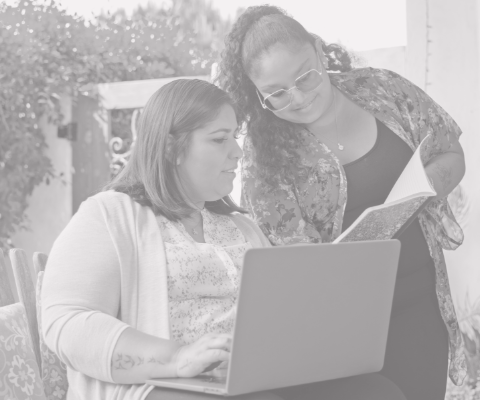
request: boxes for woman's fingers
[202,359,230,377]
[200,333,232,343]
[205,335,232,352]
[175,344,231,378]
[202,360,223,373]
[199,348,231,364]
[174,333,233,377]
[192,349,230,372]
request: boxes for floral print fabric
[157,209,252,345]
[242,67,466,384]
[36,271,68,400]
[0,302,46,399]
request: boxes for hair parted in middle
[215,5,355,186]
[105,78,245,220]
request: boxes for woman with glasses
[216,5,466,400]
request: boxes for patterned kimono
[242,67,466,384]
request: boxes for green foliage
[446,376,480,400]
[0,0,230,249]
[444,292,480,399]
[458,294,480,383]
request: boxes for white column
[406,0,480,310]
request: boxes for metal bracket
[58,122,78,141]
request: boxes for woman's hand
[424,141,465,200]
[172,333,232,378]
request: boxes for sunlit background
[8,0,408,206]
[7,0,407,51]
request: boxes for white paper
[385,135,436,204]
[333,135,436,244]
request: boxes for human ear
[176,150,185,166]
[165,133,180,165]
[314,37,324,53]
[314,38,328,68]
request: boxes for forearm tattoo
[112,353,165,370]
[433,163,453,193]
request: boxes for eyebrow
[208,127,239,135]
[260,58,311,93]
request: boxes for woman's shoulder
[229,212,271,248]
[332,67,409,88]
[81,190,144,218]
[89,190,132,204]
[332,67,419,98]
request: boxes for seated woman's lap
[146,373,406,400]
[146,387,283,400]
[273,373,406,400]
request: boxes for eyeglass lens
[265,70,323,111]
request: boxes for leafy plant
[458,293,480,382]
[443,291,480,399]
[0,0,230,250]
[446,376,480,400]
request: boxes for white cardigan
[41,191,270,400]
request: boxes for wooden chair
[9,248,42,369]
[33,252,69,400]
[0,248,15,307]
[0,249,46,399]
[33,251,48,277]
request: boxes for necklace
[332,88,345,151]
[307,89,345,151]
[181,210,203,236]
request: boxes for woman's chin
[206,189,234,203]
[287,111,321,125]
[284,99,324,124]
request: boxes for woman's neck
[305,87,343,135]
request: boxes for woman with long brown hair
[217,5,466,400]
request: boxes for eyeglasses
[256,69,323,112]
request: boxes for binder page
[333,196,430,243]
[385,135,436,204]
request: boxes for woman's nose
[290,88,307,108]
[231,137,244,160]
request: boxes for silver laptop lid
[226,240,400,396]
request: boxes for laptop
[146,240,400,396]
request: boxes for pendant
[338,143,345,151]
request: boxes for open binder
[334,135,435,243]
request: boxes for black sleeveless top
[342,119,436,314]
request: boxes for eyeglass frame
[256,67,324,112]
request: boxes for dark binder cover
[391,198,431,239]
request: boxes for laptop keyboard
[197,375,227,385]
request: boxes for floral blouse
[157,209,252,345]
[242,67,466,384]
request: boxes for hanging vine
[0,0,230,249]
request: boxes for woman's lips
[222,168,237,177]
[294,95,317,111]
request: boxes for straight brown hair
[105,79,246,220]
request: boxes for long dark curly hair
[215,5,355,185]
